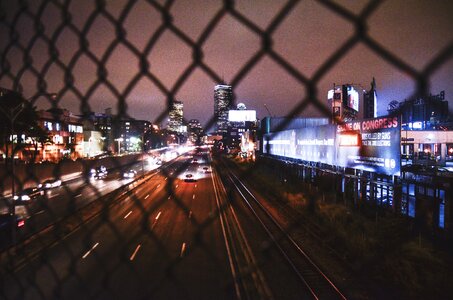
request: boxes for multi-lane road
[1,149,350,300]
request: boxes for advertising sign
[228,110,257,122]
[336,116,401,175]
[263,125,336,165]
[264,116,401,176]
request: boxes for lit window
[45,121,53,131]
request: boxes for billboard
[264,116,401,176]
[345,85,359,112]
[336,116,400,175]
[228,110,257,122]
[263,125,336,165]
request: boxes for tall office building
[168,100,184,132]
[214,84,233,135]
[188,119,203,143]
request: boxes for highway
[1,151,235,299]
[1,149,348,299]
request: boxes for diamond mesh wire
[0,0,452,299]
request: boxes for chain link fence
[1,0,452,299]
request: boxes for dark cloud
[1,0,452,127]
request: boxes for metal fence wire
[0,0,452,299]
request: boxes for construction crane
[264,103,273,117]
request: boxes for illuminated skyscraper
[168,100,184,132]
[214,84,233,135]
[188,119,203,143]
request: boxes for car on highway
[91,165,108,179]
[39,178,62,190]
[0,210,27,246]
[13,187,44,202]
[123,169,137,178]
[184,173,197,182]
[201,166,211,173]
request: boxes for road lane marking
[157,184,161,188]
[155,211,162,220]
[144,194,150,199]
[48,193,60,198]
[124,211,132,219]
[180,243,186,258]
[175,185,179,189]
[165,177,168,181]
[195,184,197,188]
[35,210,45,215]
[75,194,82,198]
[130,244,141,261]
[168,196,171,200]
[189,211,192,219]
[192,194,195,200]
[82,242,99,259]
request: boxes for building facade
[388,91,450,130]
[118,118,152,153]
[168,100,184,133]
[214,84,233,136]
[225,103,258,151]
[36,108,84,161]
[188,119,203,143]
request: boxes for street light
[115,137,124,155]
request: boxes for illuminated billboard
[264,116,401,176]
[346,86,359,112]
[228,110,257,122]
[263,125,337,165]
[336,116,401,175]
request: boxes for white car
[40,179,62,189]
[123,170,137,178]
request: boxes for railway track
[221,165,347,300]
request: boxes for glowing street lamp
[115,137,124,155]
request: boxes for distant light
[327,89,334,100]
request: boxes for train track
[222,165,347,300]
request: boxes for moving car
[0,211,26,246]
[40,178,62,189]
[184,173,197,182]
[123,169,137,178]
[91,165,108,179]
[13,187,44,202]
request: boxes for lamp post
[115,137,123,155]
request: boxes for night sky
[1,0,452,129]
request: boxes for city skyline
[0,0,452,127]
